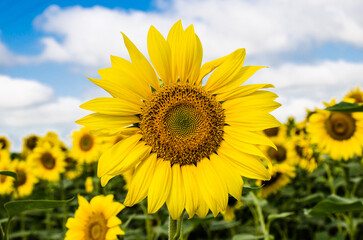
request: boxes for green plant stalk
[173,212,184,240]
[20,214,26,240]
[140,202,152,240]
[324,163,335,195]
[0,223,4,240]
[3,216,13,240]
[250,192,268,240]
[169,215,177,240]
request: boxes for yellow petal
[121,33,160,90]
[148,159,172,214]
[210,154,243,200]
[226,113,281,131]
[87,77,143,106]
[124,153,157,206]
[224,136,267,158]
[176,25,202,84]
[101,174,116,187]
[107,216,121,228]
[107,142,152,175]
[98,67,151,100]
[76,113,139,129]
[218,143,271,180]
[167,20,183,83]
[80,97,141,116]
[204,49,245,93]
[147,26,172,85]
[196,198,209,218]
[224,125,277,150]
[197,50,235,86]
[216,83,275,101]
[181,164,200,218]
[196,158,228,217]
[166,164,186,220]
[97,134,142,177]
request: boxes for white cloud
[1,97,85,127]
[0,0,362,68]
[0,75,54,108]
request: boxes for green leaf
[4,198,74,218]
[0,170,18,180]
[325,101,363,112]
[242,185,262,195]
[267,212,294,221]
[232,234,268,240]
[295,193,324,205]
[307,195,363,216]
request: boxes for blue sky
[1,0,363,150]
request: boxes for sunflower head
[65,195,125,240]
[344,87,363,105]
[77,20,280,219]
[308,109,363,160]
[71,127,101,164]
[11,159,38,198]
[22,134,40,156]
[0,136,10,152]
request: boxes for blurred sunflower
[12,159,38,198]
[344,87,363,105]
[222,196,244,222]
[0,148,10,164]
[22,134,40,157]
[85,177,94,193]
[65,195,124,240]
[307,100,363,160]
[0,160,13,195]
[64,154,83,180]
[29,143,65,182]
[291,134,318,172]
[39,131,67,151]
[257,164,295,198]
[0,136,10,152]
[71,127,102,164]
[77,20,280,219]
[261,134,295,166]
[263,125,287,139]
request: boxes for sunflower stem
[324,163,335,195]
[169,215,177,240]
[250,192,269,240]
[173,211,184,240]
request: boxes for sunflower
[71,127,102,164]
[22,134,40,157]
[222,196,244,222]
[76,20,280,219]
[0,160,13,195]
[257,163,296,198]
[12,159,38,198]
[29,143,65,182]
[263,125,287,139]
[65,195,125,240]
[0,148,11,164]
[307,105,363,161]
[344,87,363,105]
[39,131,67,151]
[64,154,83,180]
[261,133,295,166]
[0,136,10,152]
[85,177,94,193]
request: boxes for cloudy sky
[1,0,363,151]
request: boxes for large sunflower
[76,20,280,219]
[307,106,363,161]
[65,195,124,240]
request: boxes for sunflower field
[1,21,363,240]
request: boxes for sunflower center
[140,85,225,166]
[41,152,56,170]
[65,157,77,171]
[86,213,107,240]
[295,145,304,158]
[325,112,356,140]
[264,127,279,137]
[80,134,94,151]
[262,172,282,188]
[0,139,7,149]
[267,145,287,163]
[26,136,38,150]
[15,170,27,187]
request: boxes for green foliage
[307,195,363,216]
[0,171,17,181]
[325,101,363,112]
[4,198,74,218]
